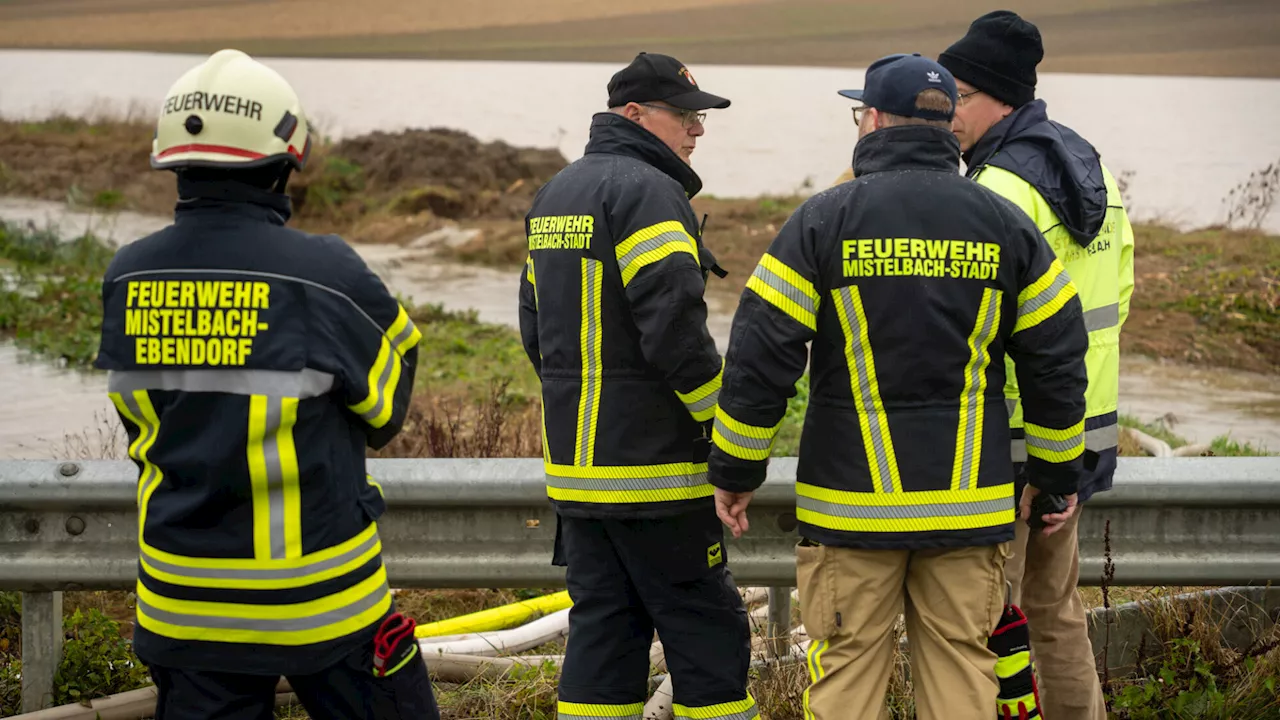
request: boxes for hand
[715,488,754,539]
[1019,485,1078,537]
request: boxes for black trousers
[149,638,440,720]
[553,509,757,719]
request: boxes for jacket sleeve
[1004,214,1089,495]
[311,236,421,450]
[1116,202,1136,331]
[518,254,541,378]
[611,180,723,424]
[708,200,821,493]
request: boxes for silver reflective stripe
[141,531,379,581]
[137,577,389,632]
[752,263,817,318]
[577,260,602,465]
[559,714,642,720]
[1026,433,1083,454]
[546,472,708,492]
[685,389,720,415]
[1019,269,1072,320]
[618,231,691,277]
[109,369,334,398]
[838,287,895,493]
[263,398,288,560]
[713,418,772,451]
[1087,423,1120,451]
[120,392,161,506]
[1006,398,1019,418]
[1011,439,1027,463]
[958,291,1000,490]
[387,316,419,354]
[798,495,1012,520]
[1084,303,1121,332]
[358,346,397,424]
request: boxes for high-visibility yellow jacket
[966,100,1135,501]
[94,178,418,674]
[708,126,1089,550]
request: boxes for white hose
[418,608,570,657]
[643,673,675,720]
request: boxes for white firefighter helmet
[151,49,311,172]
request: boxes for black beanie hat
[938,10,1043,108]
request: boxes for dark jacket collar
[583,112,703,198]
[965,100,1107,247]
[852,125,962,177]
[175,176,294,226]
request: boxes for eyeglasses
[638,103,707,128]
[852,105,870,125]
[957,89,982,106]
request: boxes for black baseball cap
[838,53,957,122]
[607,52,730,111]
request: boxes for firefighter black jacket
[708,125,1089,550]
[519,112,724,519]
[94,177,418,674]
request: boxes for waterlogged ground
[0,196,1276,458]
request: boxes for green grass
[406,302,540,400]
[0,222,114,366]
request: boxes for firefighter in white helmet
[93,49,440,719]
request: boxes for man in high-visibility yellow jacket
[938,11,1136,720]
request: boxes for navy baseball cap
[838,53,957,122]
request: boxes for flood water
[0,197,1276,458]
[2,50,1280,233]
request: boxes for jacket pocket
[796,539,837,641]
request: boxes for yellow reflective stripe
[833,286,902,494]
[557,701,644,719]
[1015,258,1078,334]
[112,390,164,546]
[996,650,1031,679]
[366,475,384,498]
[952,288,1001,492]
[136,564,392,646]
[747,253,820,331]
[677,365,722,422]
[278,397,302,559]
[615,221,697,286]
[1025,420,1085,463]
[545,462,712,504]
[140,537,381,591]
[141,522,377,571]
[803,638,830,720]
[525,255,536,288]
[673,695,760,719]
[998,692,1038,715]
[712,406,780,462]
[247,396,274,560]
[796,482,1015,533]
[575,258,604,466]
[348,306,418,428]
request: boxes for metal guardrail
[3,456,1280,590]
[2,456,1280,713]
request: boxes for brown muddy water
[0,197,1276,458]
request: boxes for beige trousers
[797,540,1010,720]
[1003,505,1108,720]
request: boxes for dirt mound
[0,117,174,216]
[307,127,567,220]
[0,117,568,243]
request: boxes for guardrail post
[20,590,63,712]
[766,586,792,658]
